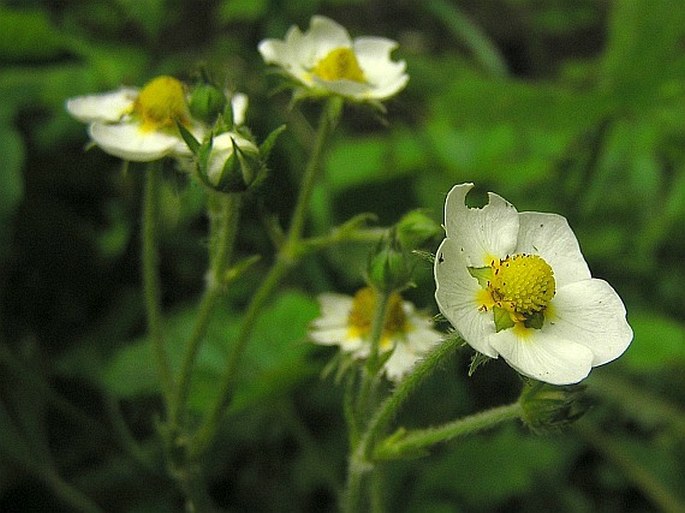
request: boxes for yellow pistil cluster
[312,47,366,82]
[347,287,406,348]
[133,76,190,132]
[488,254,555,323]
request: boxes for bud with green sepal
[395,210,441,251]
[189,83,228,125]
[519,380,590,434]
[366,230,414,294]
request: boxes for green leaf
[0,8,67,61]
[219,0,268,22]
[101,291,319,413]
[114,0,168,41]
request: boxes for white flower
[434,183,633,385]
[258,15,408,101]
[310,287,442,382]
[66,75,206,162]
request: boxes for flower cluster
[310,287,442,382]
[434,183,632,385]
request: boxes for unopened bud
[519,381,590,433]
[396,210,441,250]
[367,236,413,293]
[201,132,260,193]
[189,84,227,124]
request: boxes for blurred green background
[1,0,684,512]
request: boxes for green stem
[355,291,391,423]
[576,421,685,513]
[374,402,523,460]
[286,96,343,246]
[171,193,241,429]
[190,98,342,458]
[425,0,507,77]
[191,254,292,457]
[142,161,174,409]
[343,335,461,513]
[43,469,107,513]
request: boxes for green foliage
[1,0,684,512]
[102,291,318,413]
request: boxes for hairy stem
[142,161,174,410]
[171,193,241,429]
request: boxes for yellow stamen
[133,76,189,132]
[489,254,555,317]
[347,287,407,344]
[312,47,366,82]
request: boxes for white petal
[203,132,257,184]
[405,324,443,353]
[489,329,594,385]
[258,38,293,67]
[309,327,350,345]
[434,237,498,357]
[383,340,419,382]
[443,183,519,266]
[314,293,353,323]
[313,77,369,97]
[516,212,591,288]
[305,15,353,62]
[354,37,408,99]
[545,279,632,366]
[230,93,248,126]
[88,122,178,161]
[66,88,138,123]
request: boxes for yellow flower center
[312,47,366,83]
[133,76,189,132]
[488,254,555,319]
[347,287,406,348]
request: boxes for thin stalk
[43,469,107,513]
[191,253,292,457]
[425,0,507,77]
[142,161,174,409]
[374,402,523,460]
[286,96,343,246]
[355,290,391,422]
[190,97,342,458]
[171,193,241,429]
[343,335,462,513]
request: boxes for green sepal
[519,381,590,434]
[524,311,545,330]
[468,266,492,288]
[468,351,492,377]
[176,121,201,155]
[221,254,261,286]
[493,306,514,332]
[258,124,287,161]
[189,83,227,125]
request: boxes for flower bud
[519,381,590,433]
[200,132,261,193]
[396,210,441,250]
[189,84,227,125]
[367,234,413,293]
